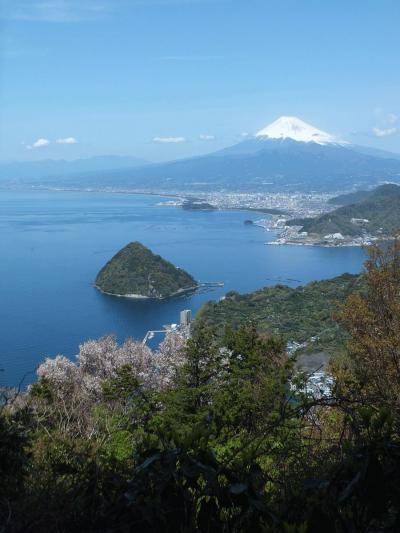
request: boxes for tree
[336,238,400,419]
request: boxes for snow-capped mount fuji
[215,116,347,157]
[255,116,341,145]
[13,116,400,193]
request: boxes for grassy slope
[95,242,197,298]
[196,273,364,354]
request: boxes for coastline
[266,231,388,248]
[94,283,200,300]
[261,218,387,248]
[6,186,383,249]
[8,185,330,220]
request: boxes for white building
[180,309,192,327]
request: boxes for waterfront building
[180,309,192,327]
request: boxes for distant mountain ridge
[50,117,400,193]
[3,117,400,193]
[35,137,400,194]
[328,190,372,206]
[0,155,149,181]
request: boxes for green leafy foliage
[2,242,400,531]
[196,273,364,354]
[95,241,197,298]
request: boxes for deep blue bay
[0,190,365,386]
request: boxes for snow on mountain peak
[255,116,339,145]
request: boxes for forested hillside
[1,241,400,532]
[196,273,363,354]
[289,184,400,237]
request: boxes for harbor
[142,309,193,345]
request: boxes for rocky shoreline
[94,283,200,300]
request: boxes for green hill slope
[327,189,371,206]
[95,242,197,299]
[196,273,364,354]
[289,184,400,237]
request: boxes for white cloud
[27,138,51,149]
[372,127,398,138]
[199,134,215,141]
[33,138,50,147]
[240,132,250,138]
[152,136,186,144]
[56,137,78,144]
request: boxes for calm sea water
[0,190,365,386]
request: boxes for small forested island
[95,241,198,299]
[181,199,217,210]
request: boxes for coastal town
[157,189,334,218]
[156,189,387,247]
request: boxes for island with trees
[95,241,198,299]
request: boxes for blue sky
[1,0,400,162]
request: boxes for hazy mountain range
[0,155,148,181]
[2,117,400,193]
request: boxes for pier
[142,330,167,345]
[142,309,193,345]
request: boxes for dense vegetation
[2,241,400,532]
[288,184,400,237]
[95,241,197,298]
[327,189,371,206]
[196,273,364,354]
[181,200,217,210]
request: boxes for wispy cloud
[56,136,78,144]
[3,1,110,23]
[152,136,186,144]
[199,134,215,141]
[387,113,398,124]
[125,0,222,6]
[2,0,221,23]
[372,127,398,138]
[154,55,224,62]
[372,109,399,137]
[25,136,79,148]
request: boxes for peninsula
[95,242,198,299]
[271,184,400,246]
[195,273,364,355]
